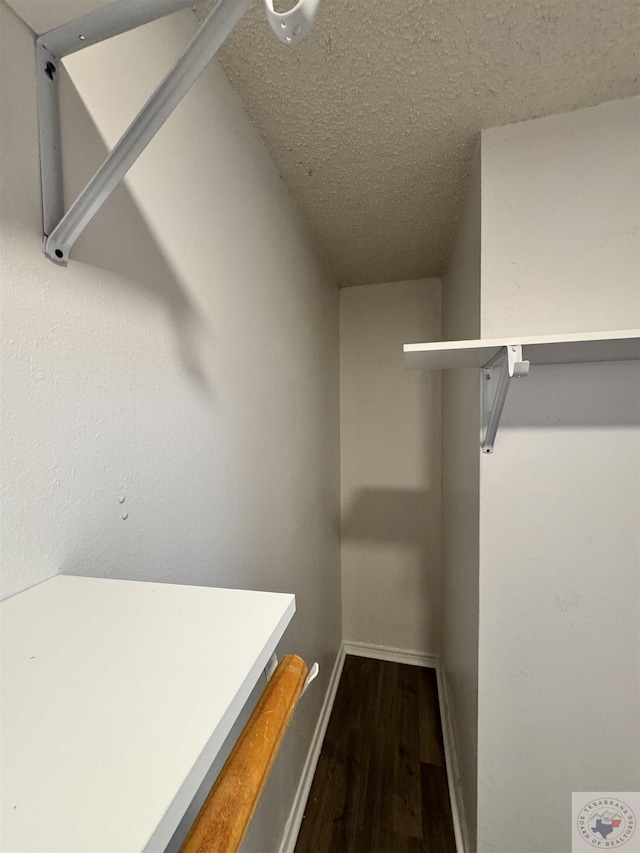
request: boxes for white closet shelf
[403,328,640,371]
[404,329,640,453]
[1,575,295,853]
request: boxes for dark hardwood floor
[295,656,456,853]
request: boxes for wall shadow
[341,486,435,544]
[57,67,214,397]
[341,482,441,650]
[502,361,640,430]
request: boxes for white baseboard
[278,643,346,853]
[278,640,469,853]
[436,667,470,853]
[343,640,440,670]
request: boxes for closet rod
[180,654,313,853]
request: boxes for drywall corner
[441,145,481,851]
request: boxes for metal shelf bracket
[482,344,530,453]
[36,0,319,265]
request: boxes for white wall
[340,280,442,655]
[441,149,481,852]
[476,98,640,853]
[0,5,341,851]
[477,363,640,853]
[481,96,640,336]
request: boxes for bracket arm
[39,0,252,265]
[482,344,530,453]
[38,0,198,59]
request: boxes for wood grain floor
[294,656,456,853]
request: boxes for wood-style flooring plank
[294,656,456,853]
[390,664,422,839]
[294,747,344,853]
[329,728,372,852]
[420,763,457,853]
[417,667,446,767]
[368,826,425,853]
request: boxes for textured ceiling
[8,0,639,286]
[206,0,640,285]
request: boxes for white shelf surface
[1,575,295,853]
[404,328,640,370]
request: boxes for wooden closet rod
[180,654,309,853]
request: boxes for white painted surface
[481,96,640,336]
[3,0,114,33]
[340,280,442,655]
[440,149,481,853]
[342,641,439,670]
[405,328,640,371]
[435,663,471,853]
[1,575,295,853]
[477,362,640,853]
[476,98,640,853]
[0,6,341,851]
